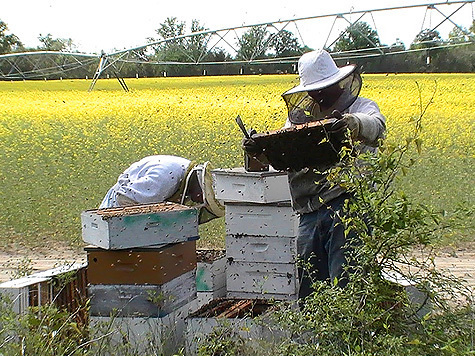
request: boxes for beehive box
[226,234,297,264]
[185,298,277,356]
[0,276,50,314]
[0,262,88,315]
[89,299,197,356]
[382,270,431,319]
[195,249,227,310]
[226,261,298,300]
[225,202,298,237]
[88,269,196,318]
[196,249,226,293]
[212,168,291,203]
[81,202,199,249]
[86,241,197,285]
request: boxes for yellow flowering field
[0,74,473,248]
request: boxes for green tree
[185,19,208,61]
[38,33,74,52]
[269,29,303,57]
[150,17,189,76]
[388,38,406,52]
[0,20,23,54]
[150,17,210,75]
[448,25,474,44]
[236,25,270,60]
[410,28,443,49]
[333,21,381,52]
[153,16,186,49]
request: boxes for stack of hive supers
[212,167,300,301]
[80,202,199,352]
[184,168,298,355]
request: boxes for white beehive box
[212,167,291,203]
[226,234,297,264]
[226,261,298,300]
[225,202,298,237]
[382,270,431,318]
[81,202,199,249]
[196,250,226,293]
[88,269,196,318]
[89,299,198,356]
[0,262,88,314]
[28,262,87,279]
[0,276,50,314]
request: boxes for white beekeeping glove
[343,113,361,139]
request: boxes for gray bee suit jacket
[285,97,386,214]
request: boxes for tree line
[1,17,474,79]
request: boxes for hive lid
[212,167,287,177]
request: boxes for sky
[2,0,473,55]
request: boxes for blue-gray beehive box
[81,202,199,249]
[88,269,197,318]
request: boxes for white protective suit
[99,155,191,209]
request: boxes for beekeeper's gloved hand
[241,129,262,156]
[343,113,360,139]
[328,110,360,139]
[327,110,346,133]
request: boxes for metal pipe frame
[0,0,473,88]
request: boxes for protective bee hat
[282,49,362,124]
[181,161,224,223]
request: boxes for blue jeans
[297,193,356,299]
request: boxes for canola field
[0,74,473,248]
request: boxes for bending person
[99,155,224,224]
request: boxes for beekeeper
[99,155,224,224]
[243,49,386,298]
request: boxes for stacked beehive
[184,168,298,354]
[213,167,300,301]
[81,202,199,353]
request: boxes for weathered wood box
[81,202,199,249]
[226,261,298,300]
[225,202,298,237]
[185,298,280,356]
[226,234,297,264]
[0,262,88,316]
[212,168,291,203]
[88,269,196,318]
[0,276,50,314]
[89,299,197,356]
[86,241,197,285]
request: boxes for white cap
[284,50,356,95]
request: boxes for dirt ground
[0,242,474,292]
[0,241,87,282]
